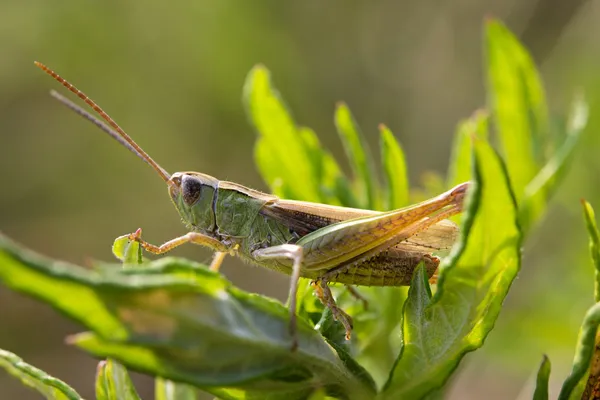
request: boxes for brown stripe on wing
[261,198,460,255]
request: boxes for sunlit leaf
[379,124,409,210]
[0,349,82,400]
[245,65,321,202]
[485,18,549,231]
[112,234,143,265]
[95,359,141,400]
[334,103,379,209]
[523,95,588,229]
[298,127,357,207]
[382,136,521,399]
[447,110,488,189]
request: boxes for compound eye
[182,176,202,206]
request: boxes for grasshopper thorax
[169,172,219,232]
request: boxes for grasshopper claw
[314,279,354,341]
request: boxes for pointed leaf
[95,359,141,400]
[379,124,409,209]
[533,355,551,400]
[524,95,588,228]
[485,18,549,231]
[0,349,82,400]
[244,65,321,202]
[298,127,357,207]
[447,111,488,189]
[558,201,600,400]
[582,200,600,302]
[334,103,379,209]
[383,136,522,399]
[0,234,375,399]
[559,303,600,400]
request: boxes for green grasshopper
[35,61,469,349]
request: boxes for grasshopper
[35,61,469,349]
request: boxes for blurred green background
[0,1,598,399]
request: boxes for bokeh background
[0,1,599,399]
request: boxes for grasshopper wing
[398,218,459,253]
[262,199,459,253]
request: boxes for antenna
[34,61,171,183]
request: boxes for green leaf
[244,65,321,202]
[0,349,82,400]
[559,302,600,400]
[557,200,600,400]
[447,110,488,189]
[352,287,406,388]
[155,378,197,400]
[582,200,600,302]
[298,126,357,207]
[379,124,409,210]
[532,355,551,400]
[523,95,588,229]
[316,308,348,349]
[334,103,379,209]
[486,17,548,187]
[0,234,375,400]
[382,135,522,399]
[95,359,141,400]
[485,18,549,231]
[112,234,143,265]
[113,235,197,400]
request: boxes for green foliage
[532,356,551,400]
[486,19,549,216]
[0,18,589,400]
[96,359,141,400]
[551,201,600,400]
[558,301,600,400]
[246,65,359,208]
[379,124,409,209]
[0,349,82,400]
[112,233,144,265]
[113,234,198,400]
[0,234,375,399]
[582,200,600,303]
[334,103,379,209]
[447,111,488,188]
[525,201,600,399]
[382,137,520,399]
[485,19,588,233]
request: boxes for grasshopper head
[168,172,219,231]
